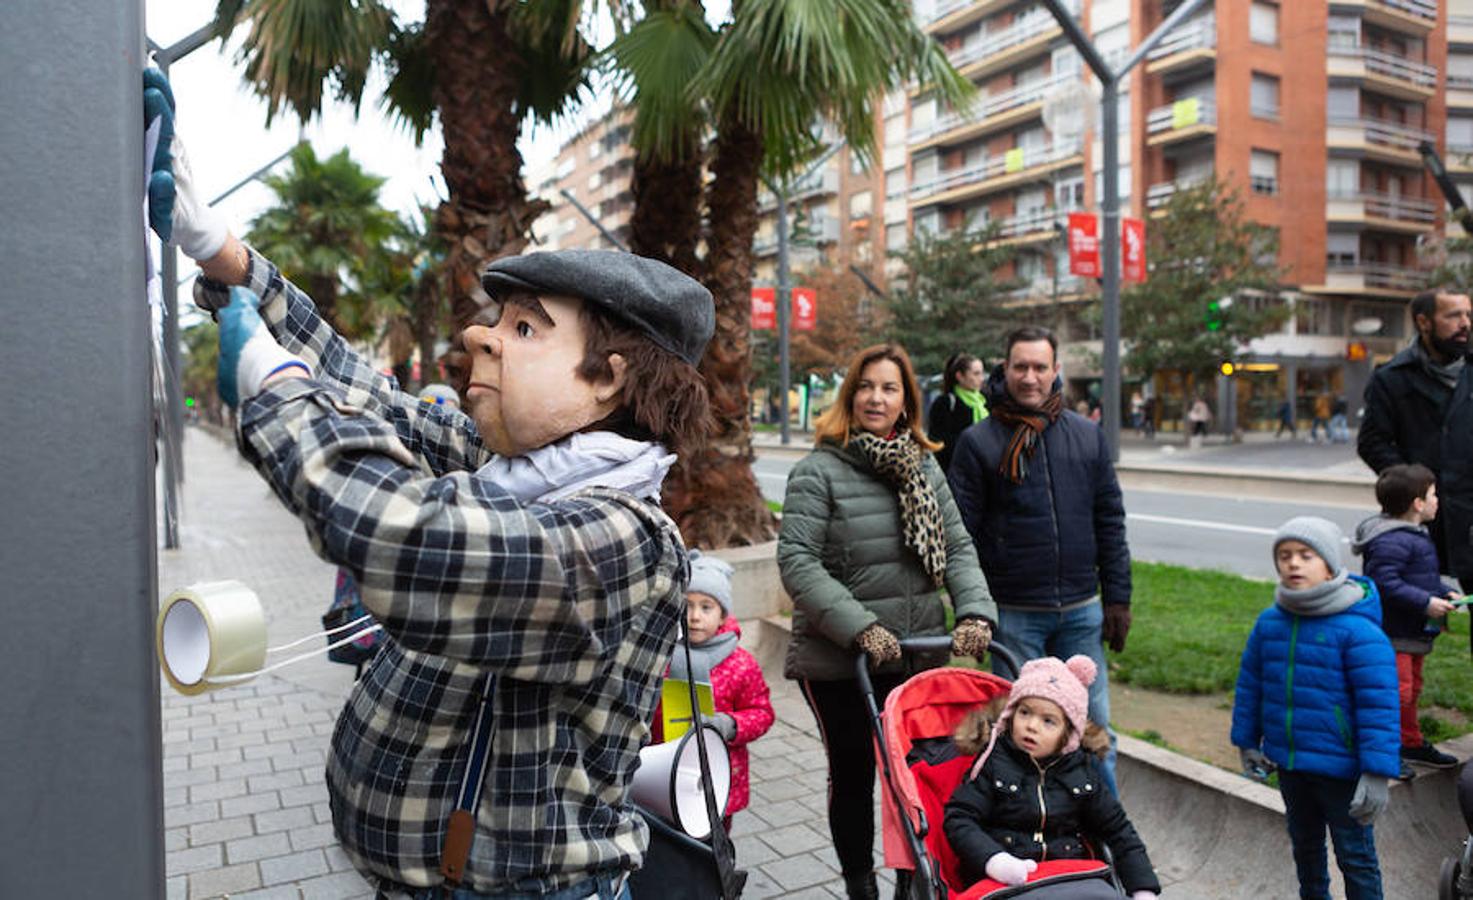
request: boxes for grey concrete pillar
[0,3,164,897]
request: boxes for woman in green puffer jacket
[778,342,998,900]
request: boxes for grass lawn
[1118,561,1473,730]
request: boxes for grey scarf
[1414,338,1466,390]
[668,631,739,684]
[1275,571,1366,617]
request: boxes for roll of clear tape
[156,580,267,695]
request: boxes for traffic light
[184,397,196,408]
[1205,300,1224,331]
[1219,361,1236,377]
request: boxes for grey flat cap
[481,250,715,366]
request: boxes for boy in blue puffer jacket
[1352,464,1462,778]
[1232,517,1400,900]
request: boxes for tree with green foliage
[606,0,973,547]
[1120,178,1286,397]
[246,144,409,341]
[210,0,592,333]
[884,223,1023,379]
[182,320,223,426]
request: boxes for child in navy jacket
[1232,517,1400,900]
[1352,463,1461,774]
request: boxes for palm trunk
[425,0,547,391]
[661,116,777,548]
[628,140,705,274]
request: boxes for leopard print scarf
[848,429,947,585]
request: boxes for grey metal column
[0,3,164,898]
[776,191,793,446]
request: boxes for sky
[146,1,732,231]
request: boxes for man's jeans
[1278,770,1383,900]
[396,871,631,900]
[990,599,1117,795]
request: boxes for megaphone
[630,725,731,839]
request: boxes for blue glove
[143,69,176,241]
[217,287,309,407]
[143,68,229,260]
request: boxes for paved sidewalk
[160,427,876,899]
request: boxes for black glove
[1102,604,1132,653]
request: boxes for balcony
[1327,46,1437,101]
[1452,14,1473,45]
[1449,71,1473,109]
[994,207,1067,244]
[1327,190,1438,233]
[949,15,1061,83]
[1146,175,1211,212]
[1359,0,1438,35]
[910,143,1081,207]
[1145,15,1216,77]
[910,71,1076,150]
[1323,260,1425,296]
[753,216,842,257]
[925,0,1078,36]
[1327,117,1433,166]
[1146,96,1217,147]
[757,169,840,211]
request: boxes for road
[752,452,1375,581]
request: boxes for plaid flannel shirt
[197,251,689,893]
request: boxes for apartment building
[912,0,1457,429]
[529,108,635,253]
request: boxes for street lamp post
[1038,0,1210,461]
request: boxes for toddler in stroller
[864,639,1160,900]
[945,655,1159,899]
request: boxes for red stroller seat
[859,640,1116,900]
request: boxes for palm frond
[381,21,436,145]
[604,5,716,162]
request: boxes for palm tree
[211,0,591,341]
[608,0,973,547]
[246,144,407,340]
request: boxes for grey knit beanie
[687,550,735,616]
[1273,516,1347,575]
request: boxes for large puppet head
[460,251,715,458]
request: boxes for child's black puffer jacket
[943,734,1160,893]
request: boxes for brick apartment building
[530,0,1471,429]
[914,0,1464,429]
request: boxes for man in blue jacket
[948,326,1131,792]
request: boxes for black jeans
[799,674,906,878]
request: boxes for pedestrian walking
[1311,391,1332,443]
[1276,398,1298,439]
[1188,396,1212,440]
[778,342,998,900]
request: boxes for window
[1326,160,1360,198]
[849,190,873,220]
[1295,297,1343,336]
[850,151,869,176]
[1328,14,1359,50]
[1328,87,1359,120]
[589,139,602,160]
[588,170,603,191]
[1250,150,1280,196]
[885,167,907,200]
[886,222,907,251]
[1055,175,1085,211]
[1450,116,1473,151]
[1451,54,1473,88]
[1250,3,1279,45]
[1251,73,1280,119]
[1326,232,1359,267]
[884,113,906,147]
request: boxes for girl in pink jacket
[652,551,776,824]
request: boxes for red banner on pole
[751,287,776,330]
[792,287,817,331]
[1122,217,1147,284]
[1067,212,1099,278]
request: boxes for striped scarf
[988,389,1064,484]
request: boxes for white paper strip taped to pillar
[156,580,267,695]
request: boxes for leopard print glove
[950,617,992,660]
[855,624,902,666]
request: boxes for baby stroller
[1439,761,1473,899]
[858,636,1122,900]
